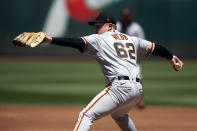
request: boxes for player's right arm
[136,37,183,71]
[152,44,183,71]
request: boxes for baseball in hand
[174,62,182,71]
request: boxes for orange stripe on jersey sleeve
[75,84,112,131]
[146,42,155,58]
[81,37,88,53]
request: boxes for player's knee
[78,110,95,122]
[111,114,129,121]
[79,109,103,122]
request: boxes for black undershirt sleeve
[152,44,173,60]
[51,37,85,53]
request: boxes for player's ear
[108,23,113,31]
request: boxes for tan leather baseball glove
[13,32,46,48]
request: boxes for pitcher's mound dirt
[0,106,197,131]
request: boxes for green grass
[0,60,197,106]
[142,60,197,106]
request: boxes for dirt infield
[0,106,197,131]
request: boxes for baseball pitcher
[13,12,183,131]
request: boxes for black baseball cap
[88,12,116,26]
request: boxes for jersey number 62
[114,42,136,60]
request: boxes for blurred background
[0,0,197,106]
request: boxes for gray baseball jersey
[82,30,154,86]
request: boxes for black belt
[118,76,140,82]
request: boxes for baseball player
[13,12,183,131]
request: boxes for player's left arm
[151,44,184,71]
[44,34,100,55]
[43,35,85,53]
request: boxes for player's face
[94,23,109,34]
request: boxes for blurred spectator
[117,8,146,109]
[117,8,145,39]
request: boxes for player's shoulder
[88,33,100,37]
[99,30,115,38]
[84,33,100,40]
